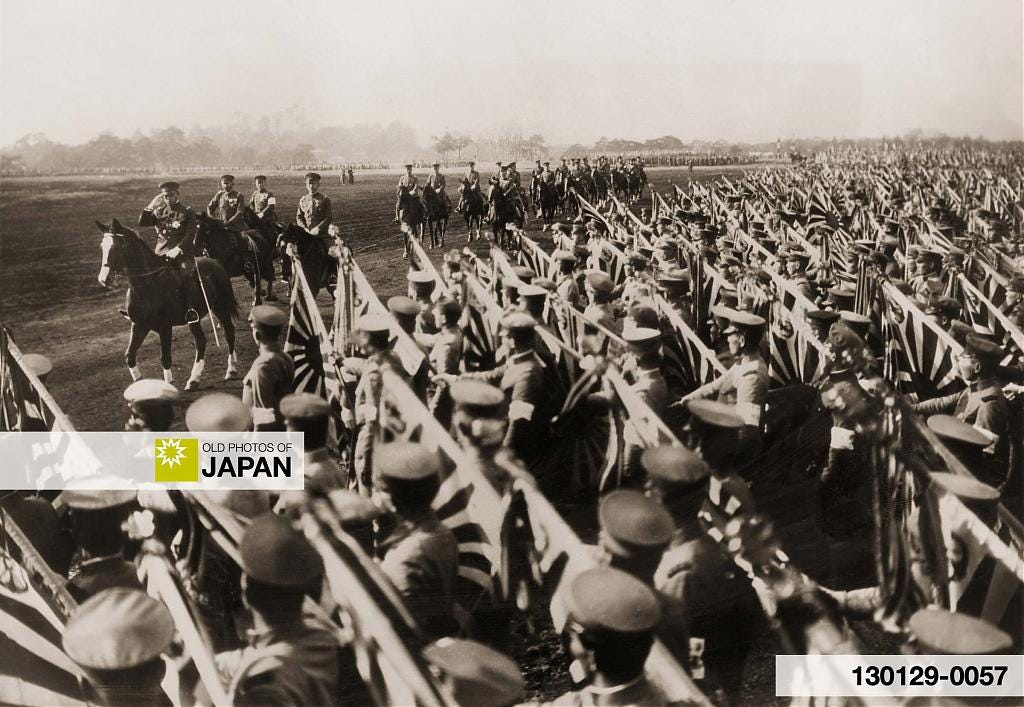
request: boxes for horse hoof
[224,369,238,381]
[185,379,200,391]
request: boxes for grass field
[2,164,844,704]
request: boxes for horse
[459,179,486,243]
[538,180,560,232]
[611,169,629,203]
[626,168,645,204]
[95,218,238,391]
[194,211,276,304]
[592,169,610,207]
[397,184,425,245]
[273,223,334,298]
[487,184,520,251]
[421,184,449,250]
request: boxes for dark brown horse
[421,184,449,250]
[459,178,486,242]
[273,223,334,298]
[194,211,277,304]
[96,218,238,391]
[397,184,425,242]
[538,180,560,231]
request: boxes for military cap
[627,304,660,330]
[585,271,614,293]
[123,379,180,413]
[444,249,463,264]
[806,309,841,324]
[512,266,536,283]
[599,489,674,560]
[948,320,976,346]
[328,489,384,525]
[786,249,811,263]
[572,245,591,261]
[686,399,745,429]
[468,160,475,166]
[657,215,673,226]
[924,295,960,317]
[721,254,741,268]
[406,270,435,286]
[926,414,990,447]
[279,392,331,421]
[827,286,856,304]
[61,488,137,510]
[726,195,742,205]
[641,444,710,485]
[928,472,999,504]
[357,313,393,335]
[63,588,174,671]
[254,174,267,181]
[827,324,865,353]
[543,161,550,166]
[249,304,288,331]
[495,162,503,167]
[220,174,235,181]
[622,327,661,347]
[518,284,548,301]
[556,223,572,236]
[157,181,179,191]
[565,567,661,635]
[387,293,419,315]
[962,333,1004,363]
[374,441,440,481]
[656,268,691,290]
[839,311,871,338]
[1008,277,1024,293]
[533,277,556,292]
[908,608,1011,655]
[424,638,524,707]
[241,512,322,587]
[404,163,413,169]
[185,393,252,432]
[916,248,943,260]
[628,252,650,267]
[501,311,536,332]
[303,172,321,181]
[431,162,440,167]
[451,379,504,415]
[508,161,517,167]
[722,309,766,334]
[22,353,52,378]
[436,297,462,317]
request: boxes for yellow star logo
[154,437,199,482]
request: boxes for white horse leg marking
[224,351,238,380]
[128,365,142,381]
[187,360,205,389]
[163,368,173,384]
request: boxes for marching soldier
[387,296,432,400]
[63,588,175,707]
[206,174,246,231]
[677,308,769,431]
[296,172,332,237]
[214,512,367,705]
[280,393,345,497]
[394,163,419,223]
[407,270,439,334]
[553,567,670,706]
[784,248,815,301]
[248,174,276,222]
[582,271,621,353]
[682,399,756,513]
[553,250,581,308]
[425,298,464,428]
[455,160,480,213]
[242,305,294,432]
[374,442,460,639]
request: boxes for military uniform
[296,191,332,235]
[67,553,142,603]
[429,323,463,375]
[145,199,198,257]
[375,443,460,639]
[249,187,277,220]
[208,187,246,231]
[242,305,294,431]
[426,170,448,197]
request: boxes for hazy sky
[2,0,1021,146]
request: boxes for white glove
[165,246,182,259]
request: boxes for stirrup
[185,308,201,325]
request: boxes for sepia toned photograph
[1,1,1022,704]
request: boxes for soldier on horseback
[426,162,451,212]
[455,160,479,214]
[297,172,333,237]
[206,174,246,232]
[248,175,277,222]
[138,180,200,323]
[394,163,419,223]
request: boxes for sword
[193,257,221,347]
